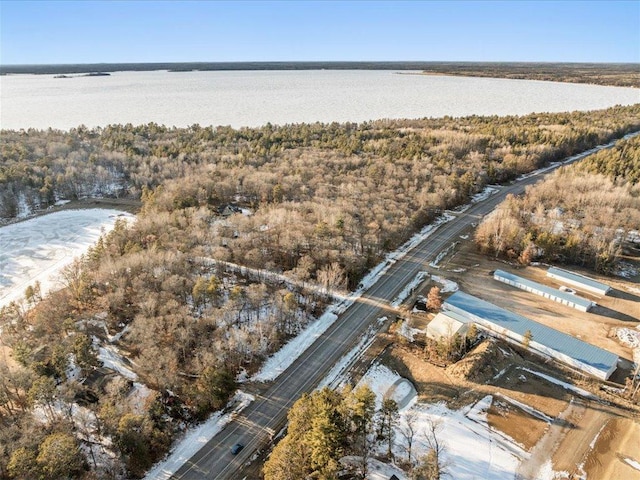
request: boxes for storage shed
[547,267,611,296]
[443,291,618,380]
[494,269,595,312]
[426,312,470,341]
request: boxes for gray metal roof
[444,291,618,375]
[547,267,611,294]
[494,269,594,310]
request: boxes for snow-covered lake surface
[0,209,133,309]
[2,70,639,130]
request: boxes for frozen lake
[0,209,133,309]
[1,70,638,130]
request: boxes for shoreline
[1,197,141,228]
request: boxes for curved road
[172,133,636,480]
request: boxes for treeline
[475,135,640,272]
[421,62,640,88]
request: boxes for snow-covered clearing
[94,337,138,381]
[357,363,527,480]
[0,209,134,310]
[519,367,598,400]
[356,363,417,410]
[144,391,254,480]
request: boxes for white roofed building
[426,312,470,341]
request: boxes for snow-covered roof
[443,291,618,379]
[494,269,594,311]
[426,312,469,340]
[546,267,611,295]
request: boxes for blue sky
[1,1,638,64]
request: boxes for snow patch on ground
[451,186,501,213]
[429,242,458,269]
[398,320,423,342]
[318,317,387,390]
[432,275,459,293]
[391,271,428,308]
[144,390,254,480]
[617,327,640,348]
[519,367,598,400]
[624,457,640,472]
[66,353,82,381]
[340,456,408,480]
[253,311,338,382]
[537,460,570,480]
[129,382,154,414]
[0,209,134,310]
[615,261,639,279]
[495,393,554,423]
[365,458,408,480]
[356,363,417,410]
[94,337,138,381]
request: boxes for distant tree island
[1,61,638,88]
[53,72,111,78]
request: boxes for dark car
[230,443,244,455]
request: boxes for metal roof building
[443,291,618,380]
[494,269,595,312]
[547,267,612,296]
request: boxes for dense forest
[419,62,640,88]
[2,105,640,479]
[475,134,640,272]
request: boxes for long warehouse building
[443,291,619,380]
[547,267,612,296]
[494,269,595,312]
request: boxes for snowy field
[0,209,133,309]
[356,363,568,480]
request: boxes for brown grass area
[384,344,466,406]
[580,417,640,480]
[0,344,20,372]
[490,365,572,418]
[486,398,549,451]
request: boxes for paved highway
[172,135,635,480]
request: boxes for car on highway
[230,443,244,455]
